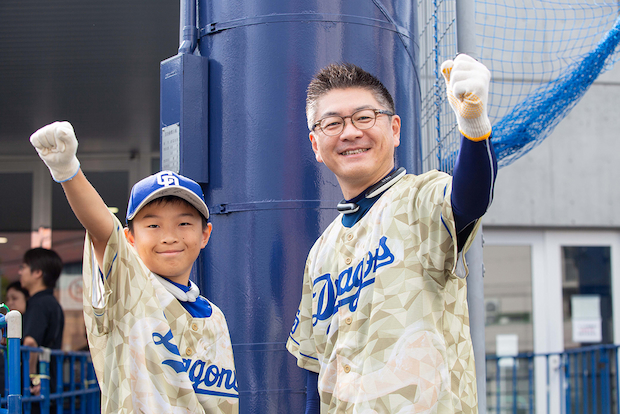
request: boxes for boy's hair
[6,281,30,300]
[22,248,63,289]
[306,63,396,130]
[127,195,209,233]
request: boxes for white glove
[441,54,492,141]
[30,121,80,182]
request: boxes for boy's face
[309,87,401,199]
[125,200,212,284]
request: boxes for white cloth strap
[153,274,200,302]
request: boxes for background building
[0,0,179,350]
[483,63,620,355]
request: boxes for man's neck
[339,165,396,200]
[28,284,48,297]
[342,167,406,201]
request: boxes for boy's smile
[125,200,211,285]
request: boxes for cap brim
[126,185,209,221]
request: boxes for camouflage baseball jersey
[287,171,481,414]
[83,213,239,414]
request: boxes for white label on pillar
[162,123,180,173]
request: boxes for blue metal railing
[0,311,22,414]
[487,344,620,414]
[0,311,100,414]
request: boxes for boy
[30,121,239,414]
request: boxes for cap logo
[156,171,180,187]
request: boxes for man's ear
[124,227,135,246]
[31,269,43,281]
[309,132,324,163]
[391,114,401,148]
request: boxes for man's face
[310,88,401,199]
[18,263,38,292]
[125,200,212,284]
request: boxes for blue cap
[126,171,209,223]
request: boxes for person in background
[5,281,29,315]
[18,247,65,401]
[19,248,65,351]
[0,281,30,393]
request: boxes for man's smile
[340,148,369,156]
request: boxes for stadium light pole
[456,1,488,413]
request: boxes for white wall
[484,64,620,227]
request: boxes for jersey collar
[339,167,407,228]
[153,274,200,302]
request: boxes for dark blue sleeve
[305,370,320,414]
[451,135,497,250]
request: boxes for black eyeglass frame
[311,109,395,135]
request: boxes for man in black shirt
[18,247,65,396]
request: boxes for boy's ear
[201,223,213,249]
[124,227,135,246]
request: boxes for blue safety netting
[419,0,620,172]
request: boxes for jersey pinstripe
[287,171,481,414]
[83,212,239,414]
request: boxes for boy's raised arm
[30,121,113,264]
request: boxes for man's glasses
[312,109,394,136]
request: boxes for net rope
[418,0,620,171]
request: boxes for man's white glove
[441,54,492,141]
[30,121,80,182]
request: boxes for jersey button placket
[339,231,356,372]
[185,347,193,356]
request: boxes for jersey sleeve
[451,135,497,232]
[413,172,481,280]
[82,211,149,336]
[286,249,321,374]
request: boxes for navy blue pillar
[168,1,420,412]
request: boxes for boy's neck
[158,274,190,287]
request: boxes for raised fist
[441,54,492,141]
[30,121,80,182]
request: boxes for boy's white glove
[441,54,492,141]
[30,121,80,182]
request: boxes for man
[19,247,65,396]
[19,247,65,350]
[286,54,497,413]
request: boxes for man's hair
[306,63,395,130]
[23,248,63,289]
[6,281,29,300]
[127,195,209,233]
